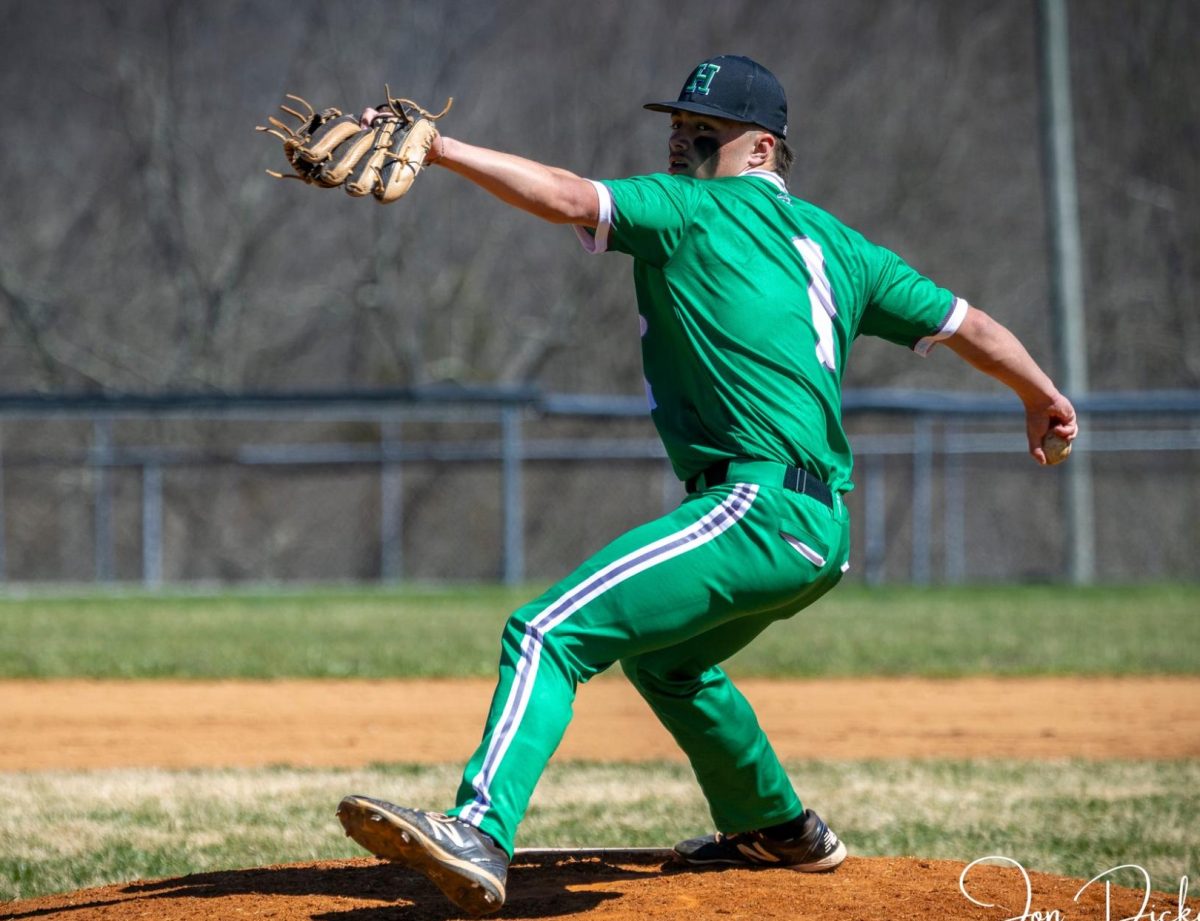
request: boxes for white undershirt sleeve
[914,297,969,357]
[573,180,613,255]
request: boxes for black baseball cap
[644,55,788,138]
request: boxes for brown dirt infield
[2,676,1198,770]
[3,677,1197,920]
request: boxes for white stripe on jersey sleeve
[914,297,969,357]
[573,180,613,254]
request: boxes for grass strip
[0,583,1197,678]
[1,759,1195,902]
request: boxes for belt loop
[783,466,798,491]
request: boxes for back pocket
[779,520,830,567]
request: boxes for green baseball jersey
[577,170,965,493]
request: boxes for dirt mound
[3,853,1192,921]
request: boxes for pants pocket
[778,519,830,568]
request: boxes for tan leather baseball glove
[257,87,451,203]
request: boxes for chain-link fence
[1,389,1197,587]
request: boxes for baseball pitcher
[279,55,1079,915]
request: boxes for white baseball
[1042,432,1072,465]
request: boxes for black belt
[685,459,834,509]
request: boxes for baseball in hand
[1042,432,1072,465]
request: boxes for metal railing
[1,388,1197,586]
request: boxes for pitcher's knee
[502,612,594,687]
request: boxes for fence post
[911,416,935,585]
[142,462,163,588]
[501,405,524,586]
[92,417,115,583]
[1038,0,1095,584]
[864,454,886,586]
[943,422,966,583]
[380,418,403,583]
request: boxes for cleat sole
[337,795,505,917]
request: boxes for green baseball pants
[448,462,851,855]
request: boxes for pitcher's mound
[2,852,1190,920]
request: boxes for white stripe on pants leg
[458,484,759,828]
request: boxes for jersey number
[792,236,838,372]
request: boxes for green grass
[1,760,1195,902]
[0,586,528,679]
[1,585,1195,904]
[0,583,1196,678]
